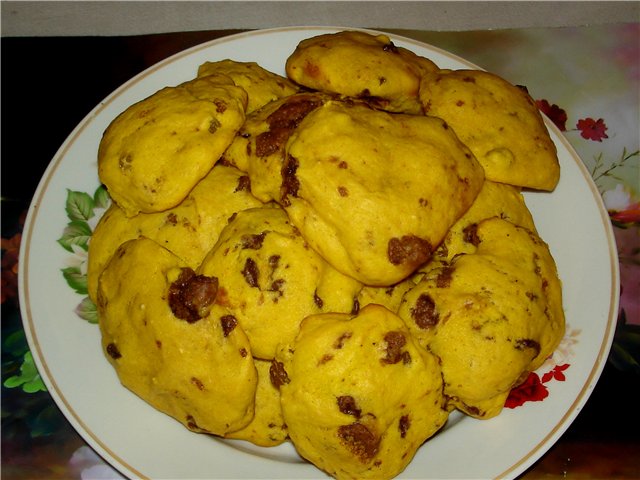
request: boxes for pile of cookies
[90,30,565,479]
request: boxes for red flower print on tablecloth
[536,99,568,131]
[536,99,609,142]
[505,364,570,409]
[576,117,609,142]
[1,233,21,304]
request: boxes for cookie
[225,358,288,446]
[98,74,248,216]
[275,304,448,479]
[278,100,485,285]
[198,59,299,113]
[398,217,565,419]
[87,163,263,303]
[97,236,257,435]
[419,69,560,190]
[222,92,328,201]
[434,180,536,261]
[198,206,362,360]
[285,30,438,113]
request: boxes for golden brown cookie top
[420,69,560,191]
[435,180,537,261]
[280,99,485,285]
[222,92,329,201]
[198,59,299,113]
[286,30,438,113]
[398,217,565,419]
[224,358,288,447]
[98,75,248,216]
[97,237,258,435]
[276,304,448,479]
[198,206,362,359]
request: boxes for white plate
[19,27,619,479]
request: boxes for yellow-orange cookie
[97,237,257,435]
[198,59,299,113]
[398,217,565,419]
[419,69,560,190]
[222,92,328,201]
[87,163,263,303]
[435,180,536,261]
[198,206,362,359]
[286,30,438,113]
[98,75,248,216]
[276,304,448,479]
[277,100,484,285]
[225,358,288,446]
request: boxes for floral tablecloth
[2,23,638,479]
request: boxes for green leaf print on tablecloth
[57,186,109,323]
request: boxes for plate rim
[18,25,621,480]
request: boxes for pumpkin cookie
[398,217,565,419]
[222,92,328,201]
[286,30,438,113]
[225,358,288,446]
[97,236,257,435]
[275,304,448,479]
[419,69,560,190]
[278,100,484,286]
[98,75,248,216]
[435,180,536,261]
[198,206,362,360]
[198,59,299,113]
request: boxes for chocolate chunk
[398,414,410,438]
[106,342,121,359]
[241,232,267,249]
[269,359,290,389]
[337,421,380,462]
[269,278,285,295]
[268,254,280,270]
[220,315,238,337]
[313,289,324,308]
[351,298,361,315]
[411,293,439,329]
[382,42,399,53]
[381,331,411,365]
[387,235,432,267]
[191,377,205,391]
[280,155,300,207]
[436,265,455,288]
[235,175,251,192]
[256,95,323,157]
[242,258,260,287]
[168,268,218,323]
[515,338,541,357]
[337,395,362,418]
[463,223,481,246]
[165,212,178,226]
[334,331,353,349]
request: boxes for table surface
[2,26,639,479]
